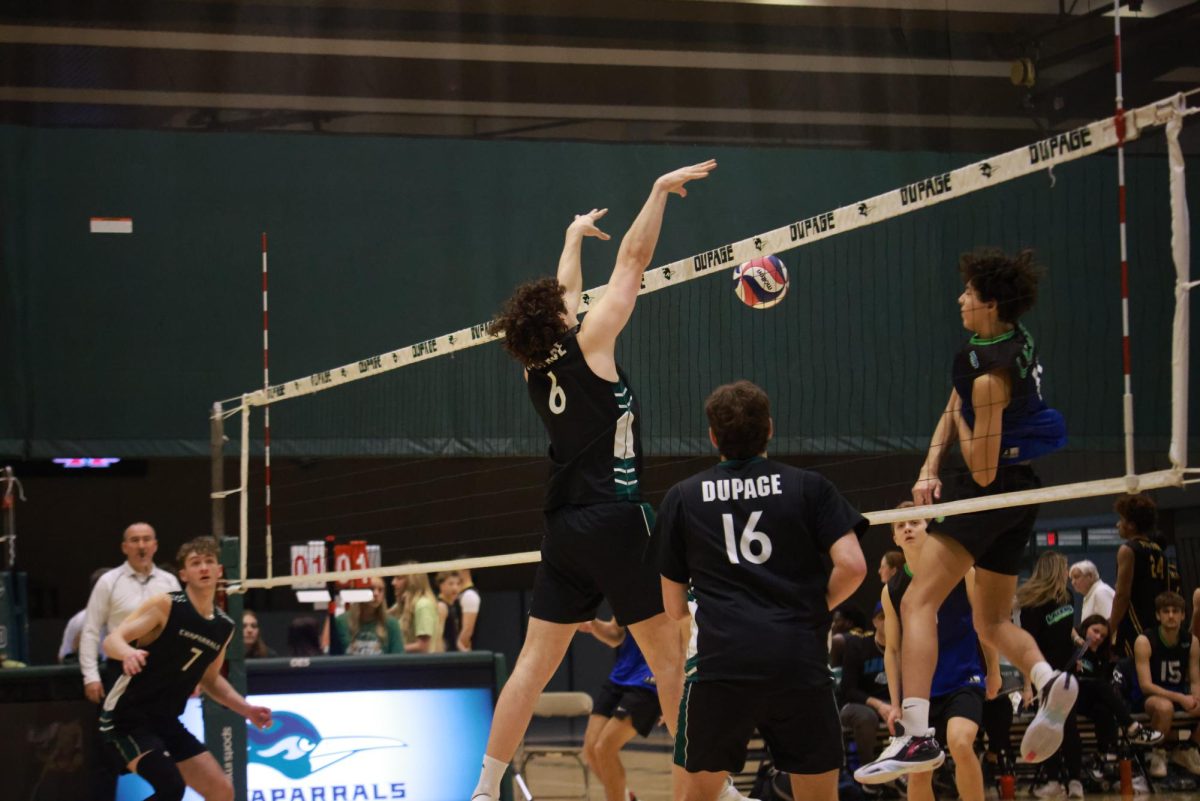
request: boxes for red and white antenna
[262,232,274,578]
[1113,0,1135,481]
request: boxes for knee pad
[135,749,186,801]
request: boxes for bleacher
[731,706,1198,795]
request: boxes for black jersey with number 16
[527,326,642,510]
[654,457,867,683]
[101,592,235,728]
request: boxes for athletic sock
[1030,661,1055,693]
[900,697,931,737]
[472,755,508,799]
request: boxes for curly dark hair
[488,277,570,368]
[705,380,771,460]
[958,248,1043,323]
[1114,492,1157,535]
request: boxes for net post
[239,398,251,593]
[211,401,226,540]
[205,535,248,801]
[1167,96,1191,471]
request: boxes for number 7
[182,647,203,672]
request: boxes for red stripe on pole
[262,232,267,252]
[1122,336,1131,375]
[1118,185,1127,222]
[1121,262,1130,298]
[1115,107,1125,143]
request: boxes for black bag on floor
[750,760,864,801]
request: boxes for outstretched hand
[569,208,610,240]
[654,159,717,198]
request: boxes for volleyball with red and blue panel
[732,255,789,309]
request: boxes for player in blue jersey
[472,160,717,801]
[580,617,661,801]
[859,249,1073,782]
[860,503,1000,801]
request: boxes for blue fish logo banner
[247,710,407,779]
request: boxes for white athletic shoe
[1067,779,1084,798]
[1147,749,1168,779]
[854,733,945,784]
[1131,775,1151,795]
[717,776,760,801]
[1031,780,1065,798]
[1170,745,1200,776]
[1020,671,1079,764]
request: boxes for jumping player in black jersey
[655,380,868,801]
[859,249,1073,782]
[471,160,717,801]
[101,537,272,801]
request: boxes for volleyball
[732,255,789,309]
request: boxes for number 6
[722,511,772,565]
[547,371,566,415]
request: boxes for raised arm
[578,160,716,373]
[104,595,171,676]
[557,209,610,324]
[913,388,962,504]
[826,531,867,611]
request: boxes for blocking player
[654,380,868,801]
[472,160,717,801]
[858,248,1073,780]
[101,536,272,801]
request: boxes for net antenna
[214,91,1196,593]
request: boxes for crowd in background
[833,493,1199,798]
[51,490,1200,798]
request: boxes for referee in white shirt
[81,522,181,703]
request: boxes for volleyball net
[214,91,1197,593]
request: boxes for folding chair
[512,691,594,800]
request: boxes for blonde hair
[1017,551,1071,608]
[388,565,435,637]
[346,577,391,646]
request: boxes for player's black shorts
[531,501,664,626]
[100,712,207,768]
[929,686,985,741]
[593,680,661,737]
[929,463,1040,576]
[674,678,843,775]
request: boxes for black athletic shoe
[854,734,946,784]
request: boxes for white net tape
[223,92,1193,592]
